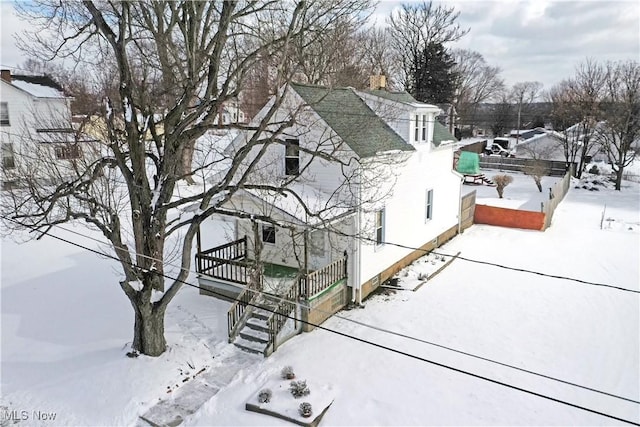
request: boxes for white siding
[357,144,461,285]
[0,80,75,182]
[227,89,358,199]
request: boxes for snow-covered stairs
[232,297,279,355]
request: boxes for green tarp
[456,151,480,175]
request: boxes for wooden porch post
[303,229,309,274]
[196,223,202,254]
[252,220,262,291]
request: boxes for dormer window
[413,114,429,143]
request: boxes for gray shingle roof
[365,89,418,104]
[433,121,458,147]
[291,83,413,158]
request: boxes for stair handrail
[265,282,298,355]
[227,273,261,342]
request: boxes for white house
[213,98,247,126]
[195,81,462,355]
[0,70,84,188]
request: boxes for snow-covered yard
[463,169,562,211]
[1,176,639,426]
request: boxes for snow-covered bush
[258,388,272,403]
[289,380,310,398]
[281,366,295,380]
[299,402,313,418]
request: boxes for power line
[42,220,640,405]
[3,133,637,296]
[2,153,637,297]
[2,216,639,425]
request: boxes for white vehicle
[484,142,515,157]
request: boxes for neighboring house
[0,69,86,188]
[214,98,247,126]
[509,127,546,141]
[515,130,567,161]
[516,125,610,163]
[194,80,463,355]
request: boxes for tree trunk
[534,177,542,192]
[132,301,167,357]
[615,168,624,191]
[179,140,196,185]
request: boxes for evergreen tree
[412,42,457,104]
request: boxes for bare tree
[489,91,514,137]
[4,0,373,357]
[511,81,543,141]
[360,27,399,86]
[517,142,553,192]
[548,60,606,178]
[597,60,640,190]
[451,49,505,132]
[386,1,468,96]
[290,7,374,88]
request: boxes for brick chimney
[369,75,386,90]
[1,69,11,83]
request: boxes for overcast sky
[1,0,638,92]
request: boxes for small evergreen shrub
[257,388,272,403]
[299,402,313,418]
[289,380,310,398]
[588,165,599,175]
[281,366,295,380]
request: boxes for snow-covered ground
[2,176,639,426]
[463,169,562,211]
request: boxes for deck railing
[299,256,347,298]
[196,237,248,284]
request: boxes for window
[310,229,326,257]
[2,142,15,168]
[414,115,419,142]
[422,115,427,141]
[262,224,276,244]
[374,208,385,246]
[55,144,81,160]
[425,189,433,221]
[0,102,9,126]
[284,139,300,175]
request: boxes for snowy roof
[239,182,354,226]
[291,83,413,158]
[10,75,69,99]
